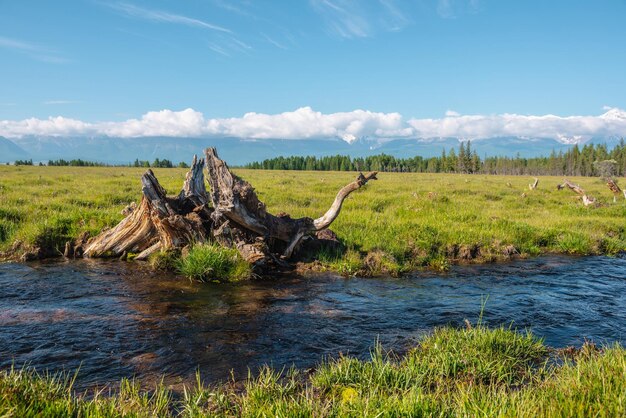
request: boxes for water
[0,255,625,390]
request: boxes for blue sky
[1,0,626,141]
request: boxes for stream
[1,255,625,390]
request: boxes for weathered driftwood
[528,177,539,190]
[557,179,597,207]
[606,178,626,202]
[84,148,377,270]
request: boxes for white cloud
[407,109,626,142]
[101,108,206,137]
[1,107,626,144]
[205,107,408,142]
[0,116,94,137]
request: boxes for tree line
[246,140,626,177]
[11,158,190,168]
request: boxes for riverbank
[1,325,624,417]
[1,166,624,275]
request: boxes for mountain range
[0,135,623,166]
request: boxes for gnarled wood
[557,179,597,207]
[86,148,378,270]
[528,177,539,190]
[179,155,208,208]
[606,178,625,202]
[313,172,378,230]
[84,156,211,258]
[204,147,377,250]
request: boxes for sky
[1,0,626,142]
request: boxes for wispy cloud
[0,36,67,63]
[43,100,81,105]
[0,36,37,51]
[209,0,255,18]
[108,2,232,33]
[311,0,410,38]
[261,33,289,50]
[207,43,230,57]
[230,37,252,51]
[206,36,252,57]
[311,0,371,38]
[437,0,480,19]
[379,0,411,31]
[2,107,625,144]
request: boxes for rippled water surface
[1,255,625,389]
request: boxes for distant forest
[13,158,190,168]
[10,140,626,177]
[246,140,626,177]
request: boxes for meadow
[1,324,624,417]
[0,165,625,275]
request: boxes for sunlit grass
[175,243,252,282]
[2,325,624,417]
[1,166,625,274]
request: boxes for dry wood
[84,156,210,258]
[528,177,539,190]
[313,171,378,230]
[86,148,378,270]
[557,179,597,207]
[178,154,208,208]
[606,178,625,202]
[557,179,584,195]
[204,147,377,260]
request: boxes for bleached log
[557,179,597,207]
[313,172,378,230]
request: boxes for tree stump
[84,148,378,271]
[83,155,211,259]
[605,178,625,203]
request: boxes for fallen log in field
[557,179,597,207]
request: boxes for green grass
[1,326,624,417]
[1,166,625,274]
[174,243,252,282]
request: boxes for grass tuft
[175,243,252,282]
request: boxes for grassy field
[0,165,625,274]
[1,325,624,417]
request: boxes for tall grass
[1,326,624,417]
[175,243,252,282]
[1,166,625,274]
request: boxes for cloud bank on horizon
[1,107,625,144]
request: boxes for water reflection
[0,255,624,390]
